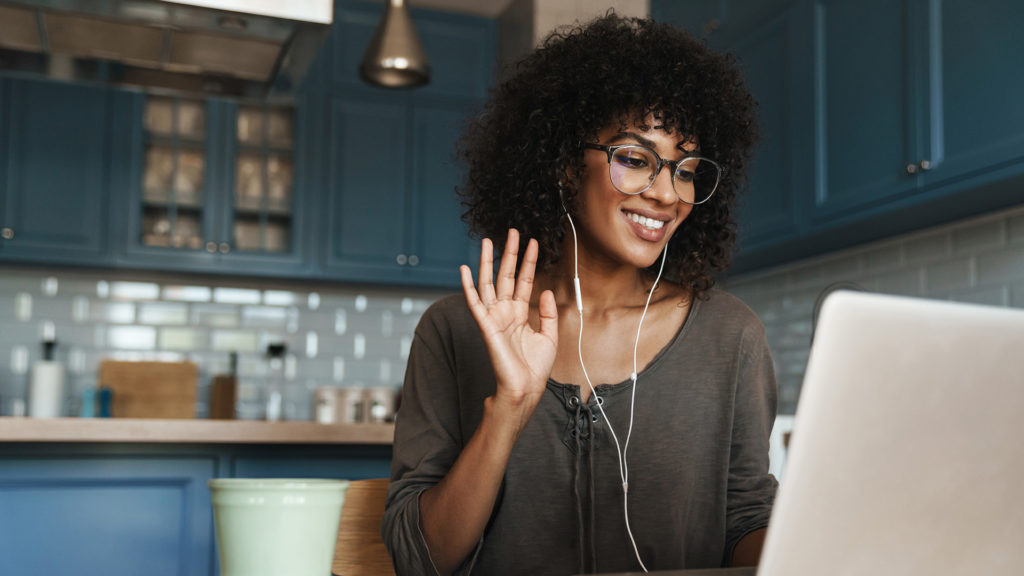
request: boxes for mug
[209,478,349,576]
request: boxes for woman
[383,13,777,576]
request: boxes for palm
[461,230,558,404]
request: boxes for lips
[621,209,671,242]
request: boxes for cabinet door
[324,95,409,282]
[809,0,922,225]
[0,78,109,263]
[120,95,222,270]
[217,100,309,275]
[921,0,1024,189]
[730,5,810,254]
[0,456,215,576]
[408,101,477,286]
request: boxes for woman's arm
[730,527,767,567]
[416,229,558,575]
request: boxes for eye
[675,169,696,183]
[675,157,701,183]
[611,148,651,170]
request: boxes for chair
[332,478,396,576]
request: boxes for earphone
[560,186,668,573]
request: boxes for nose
[642,163,679,205]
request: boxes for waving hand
[460,229,558,411]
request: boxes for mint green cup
[209,478,350,576]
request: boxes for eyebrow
[606,131,700,155]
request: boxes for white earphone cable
[564,209,668,574]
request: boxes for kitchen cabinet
[116,93,312,277]
[0,77,112,265]
[317,1,493,287]
[1,0,496,289]
[0,441,392,576]
[323,90,476,287]
[652,0,1024,273]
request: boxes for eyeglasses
[584,142,722,205]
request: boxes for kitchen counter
[0,417,394,444]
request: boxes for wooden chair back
[332,478,396,576]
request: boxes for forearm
[418,395,534,575]
[730,527,767,567]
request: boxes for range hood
[0,0,332,101]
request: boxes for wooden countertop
[0,417,395,445]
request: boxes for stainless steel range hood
[0,0,332,101]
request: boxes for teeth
[628,212,665,230]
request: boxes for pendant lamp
[360,0,431,88]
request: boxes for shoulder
[691,288,769,351]
[415,293,479,344]
[699,288,763,325]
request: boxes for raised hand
[460,229,558,410]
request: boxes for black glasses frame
[583,142,721,205]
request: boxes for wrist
[483,394,538,438]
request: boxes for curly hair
[457,12,758,298]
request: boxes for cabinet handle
[408,254,419,267]
[219,242,231,254]
[1,227,12,240]
[905,163,918,175]
[206,242,218,253]
[918,159,932,171]
[396,254,408,266]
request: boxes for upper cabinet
[653,0,1024,273]
[317,2,494,287]
[0,77,112,265]
[115,93,311,277]
[1,1,496,288]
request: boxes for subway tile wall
[3,203,1023,419]
[724,203,1024,414]
[0,269,450,419]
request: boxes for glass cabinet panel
[233,105,294,254]
[141,96,206,250]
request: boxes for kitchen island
[0,417,394,576]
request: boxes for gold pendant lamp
[359,0,431,88]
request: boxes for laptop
[586,291,1024,576]
[756,290,1024,576]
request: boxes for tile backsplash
[0,269,450,419]
[724,203,1024,414]
[3,202,1023,419]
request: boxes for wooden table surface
[0,417,394,444]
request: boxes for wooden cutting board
[98,360,198,419]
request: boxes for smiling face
[570,116,697,273]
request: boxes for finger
[477,238,496,305]
[514,238,539,305]
[537,289,559,343]
[461,265,490,325]
[495,228,520,300]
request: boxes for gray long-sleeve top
[382,288,779,575]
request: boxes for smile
[626,211,666,230]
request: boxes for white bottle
[28,339,65,418]
[265,343,286,422]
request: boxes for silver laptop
[758,291,1024,576]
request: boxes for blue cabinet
[322,91,477,287]
[115,94,313,278]
[1,0,497,289]
[0,442,392,576]
[318,1,493,287]
[653,0,1024,273]
[0,77,112,266]
[0,453,216,576]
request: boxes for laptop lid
[758,291,1024,576]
